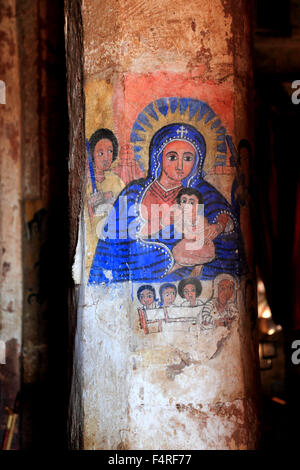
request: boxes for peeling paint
[0,0,23,449]
[166,353,193,381]
[69,0,259,450]
[2,262,11,277]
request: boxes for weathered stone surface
[65,0,85,450]
[0,0,22,449]
[67,0,260,450]
[17,0,40,199]
[82,0,233,80]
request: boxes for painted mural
[87,98,246,282]
[136,274,238,335]
[85,96,248,339]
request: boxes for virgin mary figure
[88,121,246,284]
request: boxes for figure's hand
[215,318,227,327]
[88,191,105,215]
[205,223,223,241]
[215,316,236,327]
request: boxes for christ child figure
[170,188,219,277]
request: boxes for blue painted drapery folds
[88,103,247,285]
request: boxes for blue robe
[88,178,247,284]
[88,122,247,284]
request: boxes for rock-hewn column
[0,0,23,449]
[67,0,260,450]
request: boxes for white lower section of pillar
[78,284,258,450]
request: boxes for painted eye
[108,149,113,154]
[181,198,187,204]
[189,200,195,205]
[183,155,193,161]
[97,151,104,156]
[167,154,177,161]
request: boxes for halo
[130,97,227,175]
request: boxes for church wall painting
[137,274,238,336]
[84,81,249,356]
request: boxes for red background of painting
[112,71,234,152]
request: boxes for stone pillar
[67,0,260,449]
[0,0,23,449]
